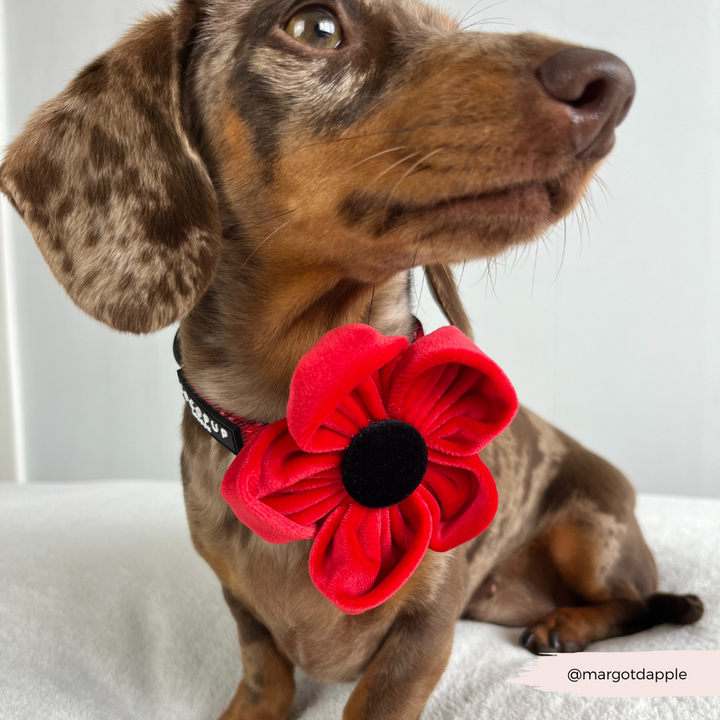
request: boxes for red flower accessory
[221,324,518,614]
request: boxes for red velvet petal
[349,376,391,424]
[221,420,344,544]
[386,326,518,456]
[264,470,349,527]
[422,451,498,552]
[308,491,433,614]
[288,325,408,453]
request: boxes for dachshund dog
[0,0,704,718]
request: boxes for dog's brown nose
[537,48,636,160]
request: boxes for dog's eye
[285,6,343,50]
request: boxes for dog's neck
[181,263,416,423]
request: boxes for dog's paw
[649,592,704,625]
[519,609,589,654]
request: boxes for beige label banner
[508,651,720,697]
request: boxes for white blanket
[0,482,717,719]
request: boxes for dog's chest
[239,538,397,683]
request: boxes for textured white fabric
[0,482,717,719]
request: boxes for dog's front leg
[343,608,456,720]
[220,587,296,720]
[343,557,463,720]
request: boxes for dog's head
[0,0,634,334]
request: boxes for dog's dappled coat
[0,1,702,719]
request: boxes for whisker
[458,0,492,26]
[461,0,510,26]
[486,259,500,303]
[213,213,296,306]
[505,246,517,275]
[472,263,485,287]
[373,152,420,182]
[594,175,614,202]
[541,234,552,258]
[415,266,426,315]
[384,147,445,208]
[238,219,293,273]
[347,145,407,171]
[576,207,586,244]
[516,243,531,272]
[509,244,523,273]
[242,208,297,230]
[585,189,601,222]
[507,245,520,275]
[579,200,590,240]
[471,259,490,292]
[551,219,567,285]
[463,18,516,31]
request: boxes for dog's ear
[0,4,221,334]
[424,264,474,341]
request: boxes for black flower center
[341,420,429,509]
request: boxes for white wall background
[0,0,718,497]
[0,217,15,483]
[0,0,16,482]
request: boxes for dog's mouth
[406,179,561,221]
[340,171,584,245]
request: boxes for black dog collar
[174,332,265,455]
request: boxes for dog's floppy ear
[0,4,220,334]
[425,264,474,341]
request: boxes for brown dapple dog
[0,1,703,718]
